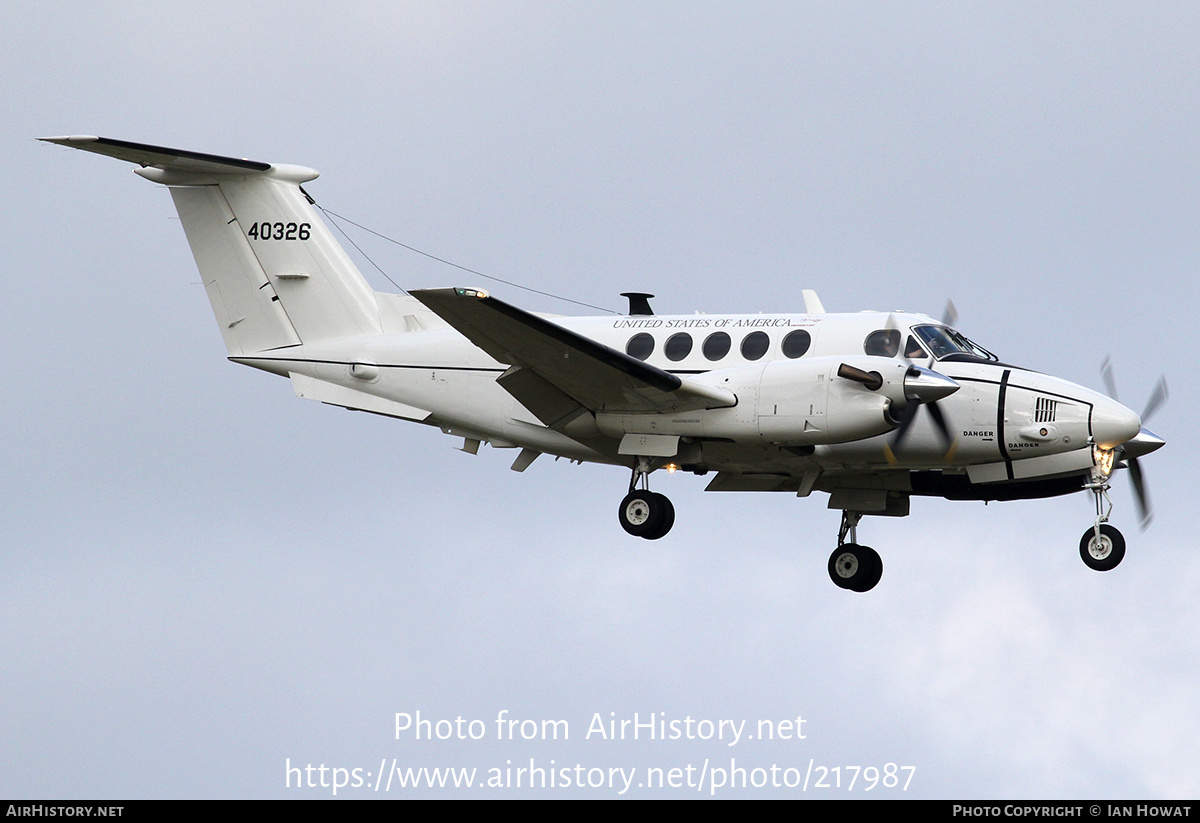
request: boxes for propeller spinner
[837,362,960,460]
[888,365,959,457]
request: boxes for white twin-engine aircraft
[46,136,1167,592]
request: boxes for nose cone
[905,366,960,403]
[1092,396,1141,449]
[1123,428,1165,459]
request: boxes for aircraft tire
[828,544,883,592]
[1079,524,1125,571]
[641,493,675,540]
[619,490,664,537]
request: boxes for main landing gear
[618,457,675,540]
[1079,478,1126,571]
[828,510,883,593]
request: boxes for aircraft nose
[1091,396,1141,449]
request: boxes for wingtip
[39,135,100,145]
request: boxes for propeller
[850,302,963,463]
[1099,356,1168,529]
[941,299,958,327]
[888,369,957,460]
[837,362,960,461]
[894,297,958,457]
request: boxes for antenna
[620,292,655,316]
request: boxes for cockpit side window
[864,329,900,357]
[911,325,998,361]
[905,334,928,360]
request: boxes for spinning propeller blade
[888,366,958,456]
[941,299,959,327]
[1141,376,1168,424]
[1100,359,1168,530]
[1128,457,1151,529]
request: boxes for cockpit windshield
[911,325,998,361]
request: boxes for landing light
[1092,445,1115,481]
[665,463,678,473]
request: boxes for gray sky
[2,1,1195,798]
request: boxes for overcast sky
[2,1,1196,798]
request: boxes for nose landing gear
[1080,478,1126,571]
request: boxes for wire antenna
[315,203,617,314]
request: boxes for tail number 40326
[248,221,311,241]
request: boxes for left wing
[410,288,736,425]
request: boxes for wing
[410,288,736,426]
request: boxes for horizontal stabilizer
[290,373,430,422]
[41,135,272,174]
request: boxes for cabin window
[626,333,654,361]
[703,332,731,361]
[782,329,811,359]
[864,329,900,357]
[741,331,770,360]
[664,332,693,361]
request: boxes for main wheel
[619,490,673,538]
[642,492,675,540]
[828,544,883,592]
[1079,524,1126,571]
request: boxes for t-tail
[42,136,384,356]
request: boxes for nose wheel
[1080,478,1126,571]
[1079,523,1125,571]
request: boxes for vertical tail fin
[43,136,381,355]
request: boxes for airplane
[43,135,1167,592]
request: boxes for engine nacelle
[595,355,953,448]
[756,356,914,445]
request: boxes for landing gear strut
[1079,478,1125,571]
[618,456,675,540]
[828,510,883,592]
